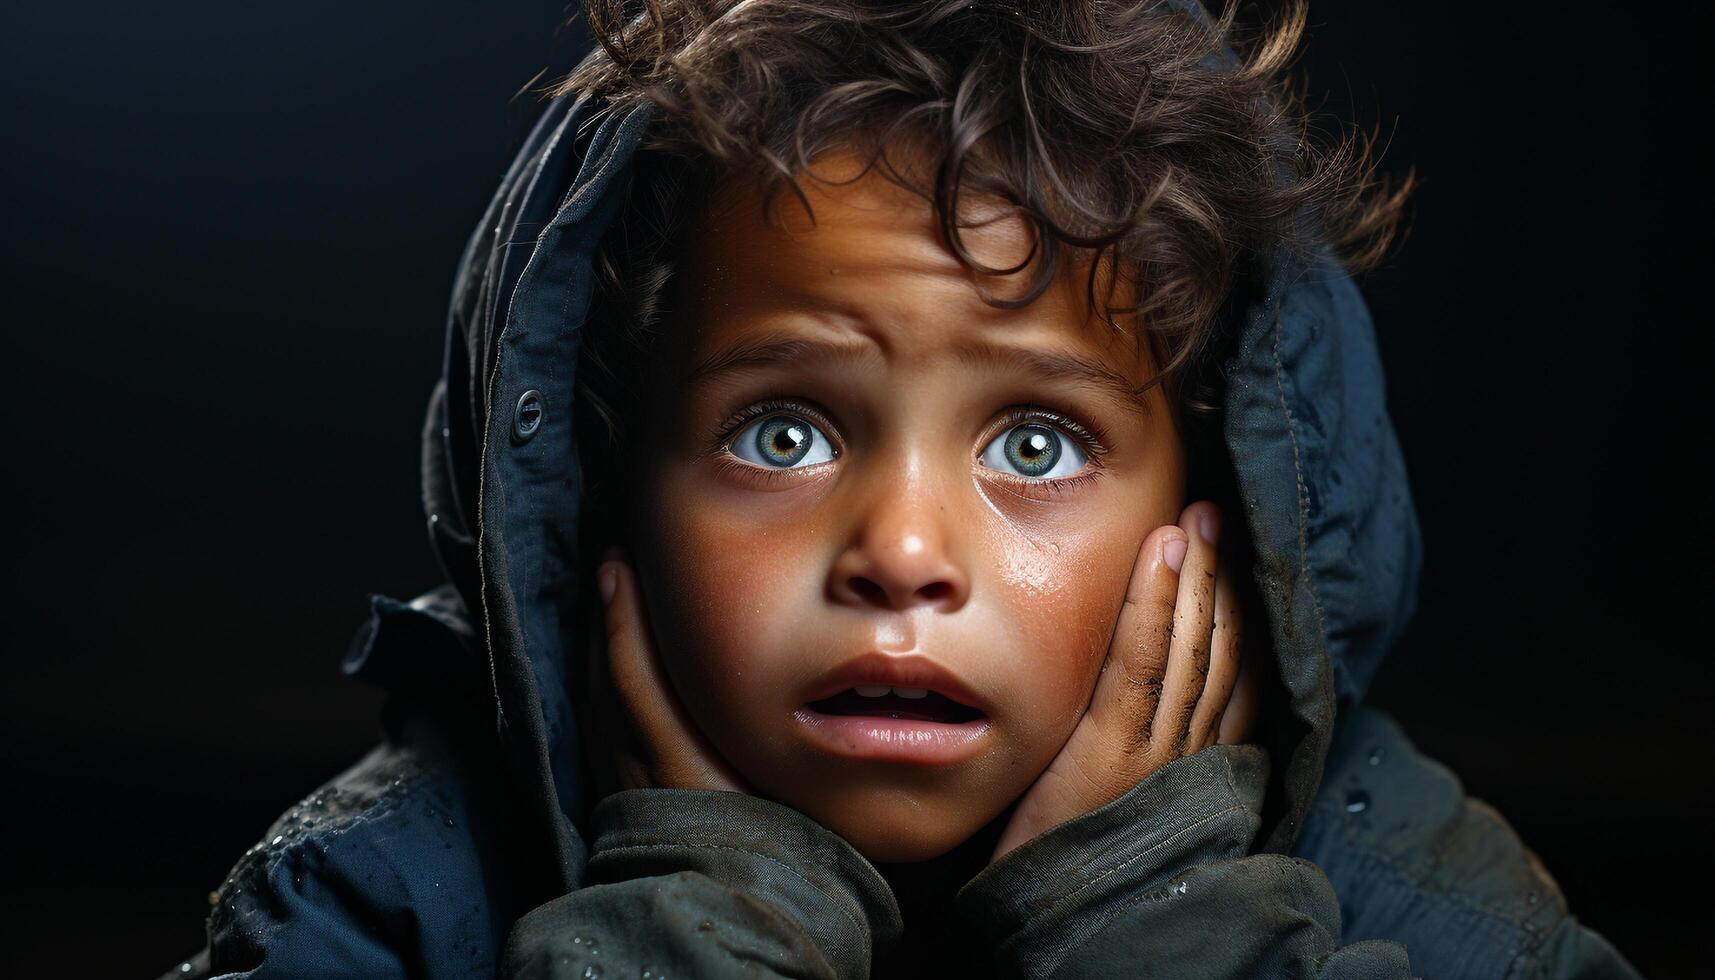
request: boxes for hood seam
[1268,291,1333,658]
[474,98,583,738]
[1264,271,1339,851]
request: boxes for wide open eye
[979,422,1089,479]
[729,413,837,469]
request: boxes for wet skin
[618,155,1213,863]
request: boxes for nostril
[916,581,952,604]
[849,577,888,605]
[841,574,961,610]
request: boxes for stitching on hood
[471,103,578,734]
[1267,288,1332,666]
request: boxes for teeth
[850,685,931,699]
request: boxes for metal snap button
[511,389,544,444]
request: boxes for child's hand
[990,501,1242,863]
[590,549,749,795]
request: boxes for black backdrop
[1,2,1703,976]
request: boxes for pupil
[757,416,812,466]
[1005,424,1060,477]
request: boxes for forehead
[667,153,1156,389]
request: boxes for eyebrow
[950,338,1152,417]
[682,333,1151,417]
[682,335,884,386]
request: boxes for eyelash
[703,398,843,490]
[707,397,1111,497]
[983,405,1110,501]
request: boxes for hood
[384,73,1422,892]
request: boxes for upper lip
[803,651,989,715]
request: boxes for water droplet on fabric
[1171,880,1188,896]
[697,919,714,932]
[1367,747,1385,766]
[1527,892,1539,905]
[582,967,603,979]
[1345,790,1370,813]
[443,817,455,828]
[179,963,193,974]
[271,836,285,846]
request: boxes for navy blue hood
[397,76,1422,891]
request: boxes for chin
[792,784,997,865]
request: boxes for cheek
[978,478,1182,759]
[630,470,824,718]
[986,523,1146,735]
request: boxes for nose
[827,464,970,614]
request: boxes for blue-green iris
[1003,424,1060,477]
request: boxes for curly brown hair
[556,0,1410,459]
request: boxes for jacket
[158,57,1642,980]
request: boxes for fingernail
[598,565,617,606]
[1198,507,1220,544]
[1163,531,1187,573]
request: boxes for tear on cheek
[997,542,1062,597]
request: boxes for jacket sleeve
[155,729,516,980]
[501,788,903,980]
[953,744,1416,980]
[1295,705,1643,980]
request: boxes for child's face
[622,153,1187,863]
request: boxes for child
[162,2,1640,978]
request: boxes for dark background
[2,1,1703,976]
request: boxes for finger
[600,557,668,748]
[1217,646,1261,746]
[599,555,678,787]
[587,580,654,794]
[583,603,631,797]
[1187,561,1242,752]
[599,553,745,792]
[1083,523,1186,760]
[1149,501,1220,759]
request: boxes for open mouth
[805,686,985,724]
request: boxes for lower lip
[791,707,992,765]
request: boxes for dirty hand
[590,548,749,795]
[990,501,1243,863]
